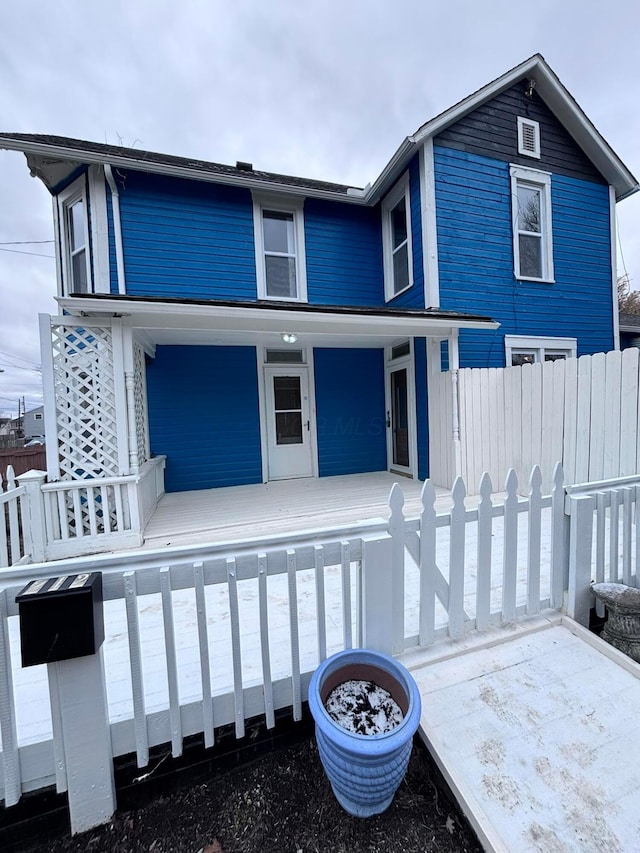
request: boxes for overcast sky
[1,0,639,418]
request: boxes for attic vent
[517,117,540,159]
[236,160,253,171]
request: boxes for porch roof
[58,293,499,349]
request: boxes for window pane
[265,256,297,297]
[391,199,407,249]
[517,186,541,233]
[545,352,567,362]
[71,248,88,292]
[393,242,409,293]
[68,200,86,251]
[511,352,536,366]
[263,211,295,254]
[275,412,303,445]
[274,376,301,411]
[519,234,542,278]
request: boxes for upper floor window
[505,335,576,366]
[510,165,554,283]
[57,177,92,295]
[382,173,413,301]
[253,195,307,301]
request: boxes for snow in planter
[325,679,404,735]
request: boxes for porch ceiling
[59,294,499,349]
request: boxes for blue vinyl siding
[146,346,262,492]
[117,172,257,301]
[387,153,424,309]
[304,199,383,305]
[434,146,613,366]
[414,338,429,480]
[314,349,386,476]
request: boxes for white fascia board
[58,296,499,337]
[0,137,367,206]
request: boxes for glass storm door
[388,367,410,470]
[264,367,314,480]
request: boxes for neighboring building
[22,405,45,441]
[0,54,637,505]
[619,312,640,350]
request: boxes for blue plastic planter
[308,649,422,817]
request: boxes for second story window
[510,165,554,283]
[382,173,413,301]
[253,195,307,301]
[57,177,92,295]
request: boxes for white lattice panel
[50,323,120,479]
[134,344,149,465]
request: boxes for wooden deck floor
[407,616,640,852]
[143,472,452,547]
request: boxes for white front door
[264,366,314,480]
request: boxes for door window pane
[275,412,303,444]
[391,368,409,467]
[274,376,301,410]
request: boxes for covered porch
[142,471,453,548]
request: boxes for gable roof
[1,55,636,203]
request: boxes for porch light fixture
[281,332,298,344]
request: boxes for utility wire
[0,240,54,245]
[0,246,55,258]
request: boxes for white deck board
[143,473,451,547]
[410,619,640,853]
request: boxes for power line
[0,240,54,245]
[0,247,55,258]
[0,350,41,369]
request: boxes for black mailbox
[16,572,104,667]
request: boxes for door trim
[385,342,418,479]
[257,347,318,482]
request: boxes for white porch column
[448,329,462,479]
[122,323,140,473]
[112,319,135,474]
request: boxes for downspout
[448,329,462,480]
[104,164,127,295]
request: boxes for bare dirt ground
[12,737,482,853]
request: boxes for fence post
[361,534,394,656]
[550,463,568,610]
[48,648,116,834]
[16,469,47,563]
[567,493,595,626]
[387,485,405,655]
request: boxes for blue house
[1,55,637,513]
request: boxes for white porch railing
[0,456,166,567]
[2,464,640,824]
[0,467,31,567]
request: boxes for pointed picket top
[529,464,542,495]
[505,468,518,496]
[478,471,493,504]
[388,482,405,521]
[552,461,564,491]
[420,479,436,513]
[451,475,466,508]
[6,465,16,490]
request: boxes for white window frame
[382,172,413,302]
[510,165,554,284]
[504,335,576,366]
[253,193,307,302]
[57,176,92,296]
[517,116,541,159]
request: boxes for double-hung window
[505,335,576,367]
[57,177,92,295]
[253,195,307,301]
[382,173,413,301]
[510,165,554,283]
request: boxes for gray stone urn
[592,583,640,663]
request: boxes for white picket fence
[1,464,639,814]
[0,467,31,567]
[429,348,640,493]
